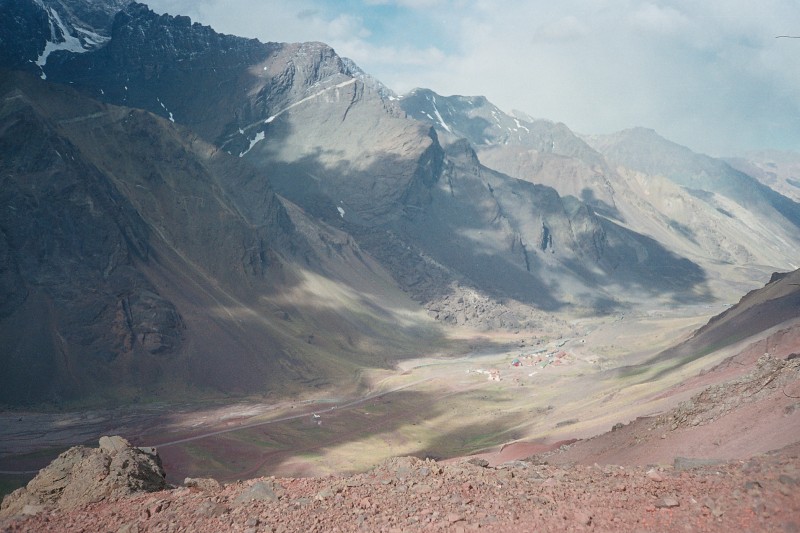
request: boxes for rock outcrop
[655,355,800,431]
[0,436,166,518]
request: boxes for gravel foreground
[3,447,799,533]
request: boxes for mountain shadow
[0,72,447,408]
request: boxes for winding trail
[152,376,432,449]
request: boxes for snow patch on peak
[73,26,109,46]
[35,5,89,72]
[262,78,356,126]
[157,98,175,123]
[513,118,530,133]
[239,131,265,157]
[431,101,452,134]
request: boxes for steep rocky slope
[3,448,799,532]
[3,272,799,531]
[643,268,800,369]
[401,90,800,300]
[545,268,800,470]
[0,71,441,407]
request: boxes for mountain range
[1,0,798,407]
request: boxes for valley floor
[0,302,765,483]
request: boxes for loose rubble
[3,446,799,532]
[654,355,800,431]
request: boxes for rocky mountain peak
[398,88,605,165]
[341,56,396,101]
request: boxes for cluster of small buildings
[468,343,575,382]
[512,344,573,369]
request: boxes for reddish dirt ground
[2,447,799,532]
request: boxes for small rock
[315,488,335,501]
[655,497,680,509]
[234,480,284,504]
[646,469,663,482]
[413,483,432,493]
[745,480,763,492]
[447,513,465,523]
[498,460,528,470]
[116,522,140,533]
[184,477,221,492]
[467,458,489,468]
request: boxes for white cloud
[364,0,447,7]
[532,15,589,42]
[629,4,689,34]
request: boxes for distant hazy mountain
[726,150,800,204]
[584,128,800,228]
[586,128,800,265]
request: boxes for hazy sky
[145,0,799,156]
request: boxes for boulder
[0,436,166,518]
